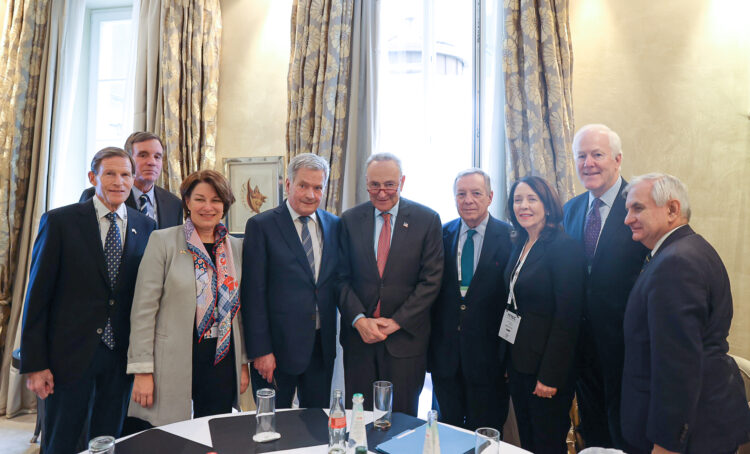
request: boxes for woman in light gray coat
[127,170,250,426]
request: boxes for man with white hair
[563,124,648,448]
[621,173,750,454]
[241,153,341,408]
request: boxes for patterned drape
[0,0,52,415]
[504,0,576,201]
[159,0,222,193]
[287,0,354,215]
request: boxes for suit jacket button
[457,325,461,331]
[96,328,103,334]
[460,304,467,311]
[109,299,115,306]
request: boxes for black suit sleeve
[337,217,367,326]
[240,216,273,360]
[20,213,60,373]
[390,210,444,335]
[537,236,585,387]
[645,254,706,451]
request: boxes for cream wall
[570,0,750,356]
[216,0,292,165]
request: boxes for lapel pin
[403,222,408,228]
[131,228,137,234]
[180,249,188,254]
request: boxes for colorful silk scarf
[184,218,240,365]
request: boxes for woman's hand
[533,380,557,398]
[133,373,155,408]
[240,364,250,394]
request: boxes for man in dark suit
[429,169,512,431]
[21,147,156,454]
[562,124,648,449]
[241,153,340,408]
[80,132,182,229]
[339,152,443,416]
[621,173,750,454]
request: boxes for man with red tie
[338,152,443,416]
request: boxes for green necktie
[461,229,476,289]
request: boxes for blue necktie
[139,193,155,221]
[461,229,476,288]
[102,212,121,349]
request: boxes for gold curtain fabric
[159,0,221,193]
[287,0,354,215]
[504,0,576,201]
[0,0,52,415]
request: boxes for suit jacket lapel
[358,203,379,276]
[444,220,461,297]
[80,200,109,285]
[652,225,694,259]
[386,200,412,277]
[116,208,141,291]
[317,209,333,285]
[592,180,627,267]
[125,190,137,211]
[274,203,315,283]
[152,187,165,228]
[569,196,587,241]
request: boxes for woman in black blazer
[502,176,585,453]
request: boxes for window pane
[377,0,474,221]
[97,19,132,80]
[95,80,128,143]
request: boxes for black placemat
[208,408,329,453]
[115,428,212,454]
[363,412,425,452]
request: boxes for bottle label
[329,416,346,429]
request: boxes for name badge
[498,309,521,344]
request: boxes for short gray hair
[624,173,691,221]
[287,153,330,186]
[90,147,135,175]
[573,124,623,158]
[453,168,491,195]
[365,152,403,176]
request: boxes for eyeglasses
[366,181,400,194]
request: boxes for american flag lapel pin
[131,228,137,235]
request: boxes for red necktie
[374,213,391,317]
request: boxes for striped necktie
[299,216,315,275]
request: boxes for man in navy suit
[241,153,340,408]
[562,124,648,448]
[21,147,156,454]
[339,153,443,416]
[621,173,750,454]
[80,132,182,229]
[429,169,512,431]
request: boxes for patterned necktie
[374,212,391,317]
[299,216,315,275]
[640,252,652,273]
[102,212,122,349]
[461,229,476,288]
[583,198,602,262]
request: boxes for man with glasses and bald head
[338,152,443,416]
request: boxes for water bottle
[422,409,441,454]
[328,389,347,453]
[349,393,368,451]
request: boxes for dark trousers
[432,369,509,433]
[508,367,575,454]
[192,334,236,418]
[43,342,131,454]
[344,341,426,417]
[575,328,612,447]
[250,330,332,409]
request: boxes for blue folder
[376,422,476,454]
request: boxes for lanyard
[506,238,534,311]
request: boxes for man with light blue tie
[21,147,156,453]
[80,132,182,229]
[429,169,512,431]
[241,153,341,408]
